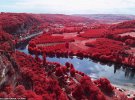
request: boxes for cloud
[0,0,135,14]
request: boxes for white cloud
[0,0,135,14]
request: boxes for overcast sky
[0,0,135,15]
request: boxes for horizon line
[1,12,135,16]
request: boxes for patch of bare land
[119,32,135,37]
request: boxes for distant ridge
[73,14,135,24]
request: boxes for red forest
[0,13,135,100]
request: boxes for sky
[0,0,135,15]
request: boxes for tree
[65,42,69,49]
[42,52,46,65]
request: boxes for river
[17,40,135,91]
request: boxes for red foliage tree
[94,78,114,93]
[70,68,76,77]
[65,42,69,49]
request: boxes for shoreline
[113,84,135,98]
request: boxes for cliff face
[0,52,17,88]
[0,13,41,34]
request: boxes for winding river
[17,40,135,91]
